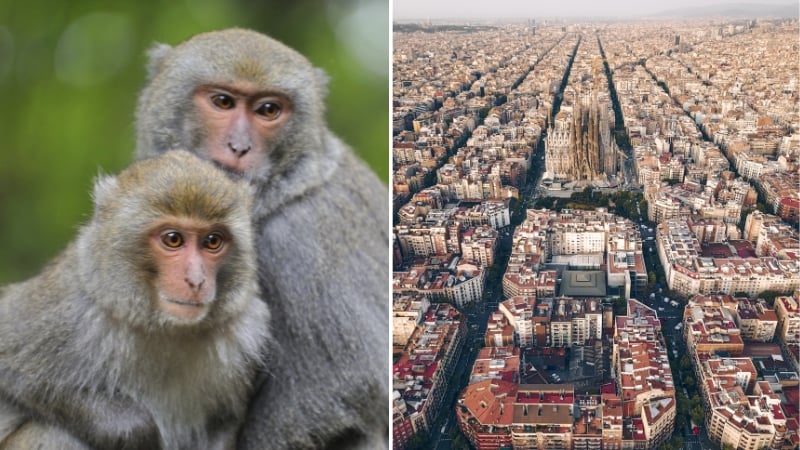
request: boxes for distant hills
[650,2,798,19]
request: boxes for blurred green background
[0,0,389,284]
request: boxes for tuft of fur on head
[144,43,172,82]
[79,150,259,333]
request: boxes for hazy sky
[393,0,796,20]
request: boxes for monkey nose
[228,142,251,157]
[185,277,205,292]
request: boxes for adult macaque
[136,29,389,449]
[0,150,269,450]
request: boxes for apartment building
[393,304,465,449]
[775,294,800,344]
[683,294,745,356]
[656,218,800,297]
[735,298,778,343]
[612,300,676,449]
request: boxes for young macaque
[0,150,269,450]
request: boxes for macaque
[0,150,269,450]
[136,29,389,449]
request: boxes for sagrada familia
[544,93,619,182]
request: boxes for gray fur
[0,151,270,450]
[135,29,390,449]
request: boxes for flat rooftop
[560,270,607,297]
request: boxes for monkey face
[147,218,230,323]
[192,84,292,175]
[136,29,330,187]
[80,151,259,333]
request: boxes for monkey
[0,150,270,450]
[135,29,390,449]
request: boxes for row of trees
[534,187,648,223]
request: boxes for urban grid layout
[391,15,799,450]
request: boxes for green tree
[451,434,471,450]
[448,426,460,440]
[406,431,431,450]
[689,394,702,409]
[690,405,705,426]
[664,436,684,449]
[757,290,790,307]
[612,297,627,316]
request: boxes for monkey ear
[145,43,172,81]
[314,68,329,99]
[92,174,120,210]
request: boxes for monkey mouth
[164,298,207,307]
[158,294,212,322]
[211,158,243,174]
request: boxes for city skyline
[394,0,798,20]
[392,14,799,449]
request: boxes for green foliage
[534,196,560,211]
[541,188,646,222]
[679,355,692,371]
[690,405,705,425]
[405,430,431,450]
[448,426,460,440]
[675,390,689,429]
[689,394,702,410]
[611,296,627,316]
[757,290,790,307]
[0,0,388,284]
[659,436,686,450]
[451,433,471,449]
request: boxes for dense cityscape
[391,15,799,450]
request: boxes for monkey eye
[211,94,235,110]
[255,102,281,120]
[161,231,185,249]
[202,232,225,252]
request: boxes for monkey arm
[0,281,161,450]
[0,421,91,450]
[0,380,160,450]
[239,149,389,450]
[45,391,160,450]
[0,401,26,445]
